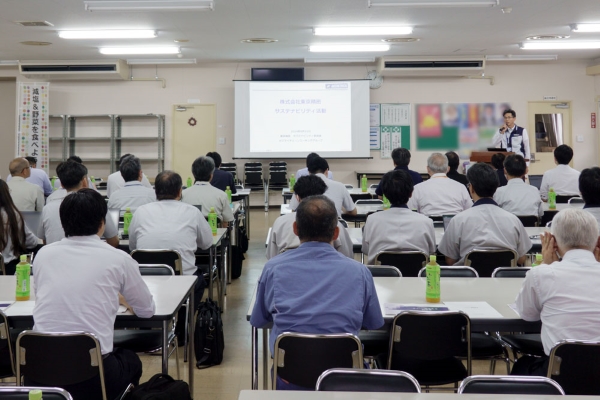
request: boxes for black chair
[464,249,518,277]
[492,267,531,278]
[268,169,288,190]
[567,197,584,204]
[375,251,427,277]
[244,163,264,190]
[458,375,565,395]
[547,339,600,395]
[137,264,175,276]
[337,219,348,228]
[556,195,577,204]
[130,249,182,275]
[220,162,237,172]
[418,266,479,278]
[517,215,539,227]
[350,193,373,202]
[0,310,15,379]
[0,387,74,399]
[367,265,401,277]
[272,332,363,390]
[316,368,420,393]
[344,184,354,189]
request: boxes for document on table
[443,301,504,319]
[0,301,14,311]
[384,303,449,315]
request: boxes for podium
[470,151,514,163]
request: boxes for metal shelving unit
[114,114,165,175]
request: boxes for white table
[280,204,383,216]
[4,275,197,394]
[542,202,583,212]
[282,187,376,204]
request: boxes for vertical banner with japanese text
[17,82,50,173]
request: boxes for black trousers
[175,269,206,342]
[511,355,550,376]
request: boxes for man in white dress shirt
[513,208,600,376]
[107,155,156,211]
[492,108,531,161]
[182,156,233,228]
[106,153,152,198]
[296,152,333,180]
[267,174,353,259]
[31,189,155,400]
[494,154,543,218]
[579,167,600,228]
[539,144,580,200]
[363,169,436,265]
[6,158,44,212]
[438,163,531,266]
[407,153,472,216]
[6,156,53,196]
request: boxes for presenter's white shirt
[107,171,152,198]
[494,178,543,217]
[107,181,157,211]
[181,181,234,222]
[289,173,355,217]
[407,174,472,216]
[539,164,580,200]
[492,125,531,160]
[7,177,44,212]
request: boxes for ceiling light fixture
[309,44,390,52]
[59,30,157,39]
[520,41,600,50]
[84,1,213,12]
[313,27,412,36]
[127,58,196,64]
[486,54,558,61]
[368,0,498,7]
[99,46,180,55]
[304,57,376,63]
[571,23,600,33]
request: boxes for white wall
[0,78,17,179]
[1,60,599,184]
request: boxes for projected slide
[249,81,352,153]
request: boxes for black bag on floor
[231,245,245,279]
[195,298,224,368]
[128,373,192,400]
[239,225,249,253]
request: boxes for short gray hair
[551,208,599,252]
[427,153,448,174]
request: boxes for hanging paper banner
[17,82,50,173]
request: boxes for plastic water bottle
[289,174,296,193]
[90,175,95,184]
[361,174,368,193]
[208,207,218,236]
[123,207,133,236]
[225,185,232,204]
[187,177,193,188]
[29,389,42,400]
[382,195,391,210]
[425,255,441,303]
[16,255,31,301]
[548,187,556,210]
[51,176,57,190]
[532,254,543,267]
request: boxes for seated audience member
[375,147,423,198]
[182,156,233,228]
[296,152,333,179]
[445,151,468,187]
[267,175,353,259]
[407,153,472,216]
[540,144,580,200]
[513,208,600,376]
[39,161,120,247]
[205,151,237,194]
[494,154,543,218]
[0,180,38,275]
[438,163,532,265]
[7,158,44,212]
[31,189,155,400]
[289,156,356,217]
[251,195,384,390]
[7,156,52,196]
[107,155,156,211]
[363,170,435,264]
[491,153,508,187]
[580,167,600,227]
[50,155,98,196]
[107,153,152,198]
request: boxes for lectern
[470,151,514,164]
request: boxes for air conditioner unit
[377,56,485,77]
[19,59,129,80]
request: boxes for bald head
[9,158,30,177]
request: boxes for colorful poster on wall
[17,82,50,173]
[418,104,441,137]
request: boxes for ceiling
[2,0,600,64]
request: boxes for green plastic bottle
[51,176,57,190]
[28,389,42,400]
[548,187,556,210]
[225,185,232,204]
[123,207,133,236]
[187,176,193,188]
[425,255,441,303]
[208,207,218,236]
[289,174,296,193]
[532,254,543,267]
[361,174,368,192]
[16,255,31,301]
[382,195,391,210]
[90,175,95,183]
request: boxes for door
[527,101,572,175]
[172,104,217,179]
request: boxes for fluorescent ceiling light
[0,60,19,66]
[520,41,600,50]
[571,24,600,33]
[99,46,180,55]
[59,30,157,39]
[313,27,412,36]
[85,1,213,12]
[368,0,498,7]
[304,57,376,63]
[127,58,196,64]
[486,54,558,61]
[309,44,390,52]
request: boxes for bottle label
[425,265,441,302]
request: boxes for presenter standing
[492,109,530,161]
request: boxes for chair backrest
[418,266,479,278]
[244,171,263,186]
[344,184,354,189]
[464,249,518,277]
[528,174,543,189]
[269,171,287,185]
[375,251,428,277]
[556,195,577,204]
[220,162,237,170]
[568,197,584,204]
[130,249,182,275]
[244,162,262,169]
[350,193,373,202]
[316,368,420,393]
[355,199,383,205]
[367,265,402,277]
[337,219,348,228]
[516,215,539,227]
[458,375,565,395]
[138,264,175,276]
[20,211,43,234]
[0,310,14,378]
[491,267,531,278]
[0,387,74,400]
[16,331,107,400]
[235,184,244,190]
[387,311,471,375]
[548,339,600,395]
[269,161,287,168]
[273,333,363,390]
[369,184,378,189]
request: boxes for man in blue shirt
[250,195,384,390]
[205,152,237,194]
[375,147,423,198]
